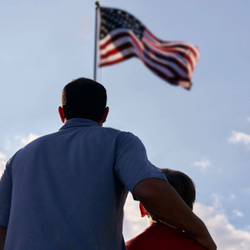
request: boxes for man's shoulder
[22,132,57,147]
[102,127,140,143]
[12,132,58,157]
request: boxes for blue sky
[1,0,250,249]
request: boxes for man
[126,168,206,250]
[0,78,216,250]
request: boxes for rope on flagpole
[93,2,100,81]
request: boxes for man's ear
[139,203,148,218]
[58,106,65,123]
[101,106,109,124]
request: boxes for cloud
[123,193,250,249]
[0,133,39,174]
[194,203,250,250]
[0,152,6,176]
[228,131,250,146]
[191,158,210,170]
[20,133,39,146]
[123,194,148,241]
[233,210,244,218]
[0,153,6,160]
[3,133,40,156]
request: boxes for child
[126,168,206,250]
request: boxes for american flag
[99,7,199,90]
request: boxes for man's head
[140,168,196,223]
[58,78,109,125]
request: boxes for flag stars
[100,7,145,40]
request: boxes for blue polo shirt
[0,118,167,250]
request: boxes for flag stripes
[99,7,199,89]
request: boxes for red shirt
[126,223,206,250]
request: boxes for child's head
[139,168,196,224]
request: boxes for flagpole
[93,2,100,81]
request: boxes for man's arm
[0,226,6,250]
[133,178,216,250]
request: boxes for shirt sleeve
[114,132,167,194]
[0,157,14,227]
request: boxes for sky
[1,0,250,249]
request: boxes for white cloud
[123,194,148,241]
[233,210,244,218]
[0,152,6,160]
[0,160,6,174]
[0,152,6,176]
[228,131,250,146]
[20,133,39,146]
[191,158,210,170]
[3,133,40,156]
[0,133,40,175]
[123,193,250,249]
[194,203,250,250]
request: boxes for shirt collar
[59,118,99,131]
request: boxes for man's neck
[64,118,103,127]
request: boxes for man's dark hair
[62,78,107,121]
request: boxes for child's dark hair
[149,168,196,224]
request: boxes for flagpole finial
[95,1,100,7]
